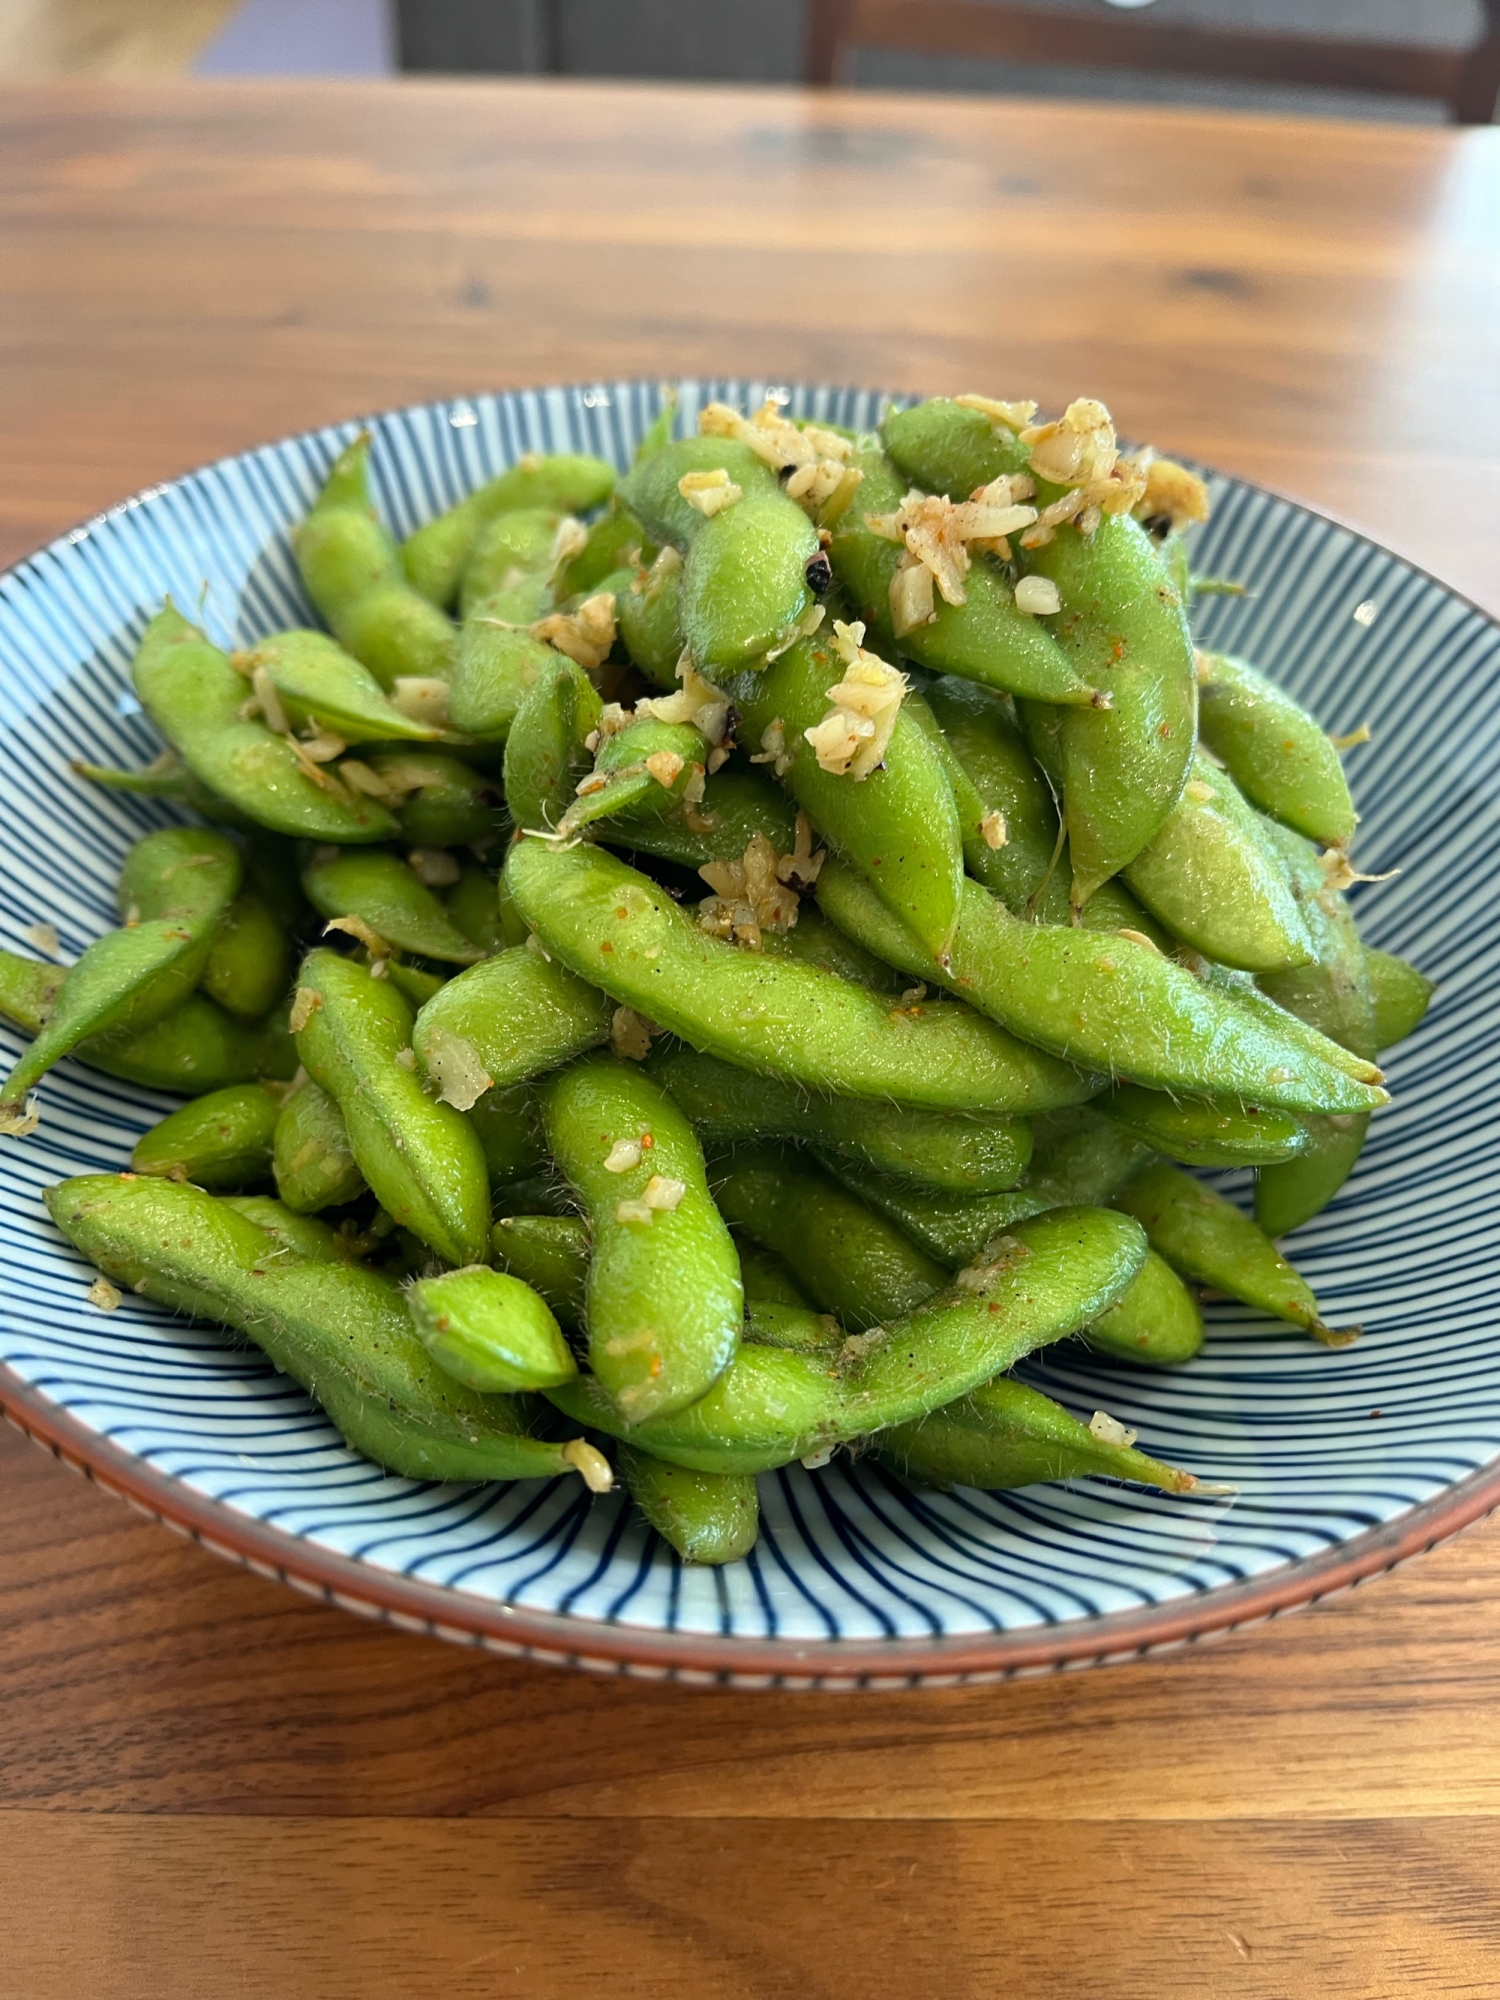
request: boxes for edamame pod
[294,947,490,1267]
[47,1175,587,1483]
[302,851,485,965]
[412,944,611,1094]
[492,1214,590,1325]
[445,574,557,744]
[1123,752,1316,973]
[736,1239,814,1309]
[882,397,1032,502]
[1099,1084,1309,1168]
[557,715,709,839]
[556,504,652,601]
[618,1446,760,1564]
[87,994,297,1094]
[1197,651,1358,849]
[605,768,799,871]
[220,1195,356,1264]
[827,442,1097,705]
[744,1298,842,1354]
[714,1144,948,1332]
[1,827,241,1114]
[647,1040,1032,1192]
[132,1081,283,1188]
[815,858,1387,1116]
[880,1376,1199,1493]
[273,1074,367,1213]
[1363,945,1434,1052]
[295,437,455,687]
[621,438,818,672]
[1254,1113,1370,1238]
[202,894,292,1025]
[1257,820,1379,1062]
[726,630,965,958]
[1027,1105,1156,1208]
[344,748,507,851]
[132,605,398,843]
[541,1054,741,1423]
[239,629,447,744]
[818,1157,1046,1267]
[616,552,686,690]
[923,677,1060,913]
[0,950,66,1035]
[469,1082,547,1185]
[549,1206,1146,1473]
[1019,514,1196,905]
[756,903,905,995]
[402,453,616,608]
[1085,1249,1205,1366]
[459,507,562,618]
[406,1265,577,1393]
[506,838,1094,1113]
[442,864,510,955]
[1113,1160,1353,1344]
[503,657,603,832]
[71,749,255,828]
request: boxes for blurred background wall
[0,0,1493,125]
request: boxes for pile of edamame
[9,390,1432,1564]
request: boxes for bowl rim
[3,376,1497,1687]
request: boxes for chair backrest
[805,0,1500,124]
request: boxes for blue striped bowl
[1,379,1494,1687]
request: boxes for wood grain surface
[3,77,1500,1997]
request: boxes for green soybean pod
[827,442,1097,706]
[132,1081,283,1189]
[556,716,710,840]
[1254,1113,1371,1239]
[132,604,398,843]
[444,864,510,956]
[412,944,611,1093]
[556,504,652,601]
[619,436,777,555]
[882,397,1032,501]
[1122,752,1315,974]
[647,1041,1031,1193]
[220,1195,355,1264]
[406,1265,577,1393]
[1257,819,1379,1061]
[815,858,1387,1117]
[202,894,292,1025]
[468,1082,547,1185]
[541,1053,742,1424]
[1363,946,1435,1050]
[744,1298,842,1355]
[0,950,66,1035]
[736,1237,813,1308]
[506,838,1094,1114]
[238,629,446,744]
[1019,514,1196,907]
[608,769,800,872]
[616,552,686,690]
[383,960,447,1007]
[302,851,484,965]
[295,436,455,688]
[923,677,1060,913]
[619,1445,760,1564]
[714,1144,947,1333]
[549,1205,1146,1474]
[446,574,558,744]
[503,657,603,832]
[726,632,965,959]
[1027,1105,1156,1209]
[492,1214,590,1325]
[1098,1084,1310,1168]
[880,1375,1201,1493]
[1085,1249,1205,1367]
[756,903,905,996]
[1,827,241,1114]
[1026,869,1175,951]
[344,748,507,852]
[1113,1160,1354,1345]
[1197,651,1358,849]
[1189,957,1383,1089]
[816,1156,1046,1268]
[86,994,298,1095]
[403,453,617,609]
[47,1175,595,1484]
[242,832,317,936]
[273,1074,367,1213]
[71,749,256,829]
[294,947,490,1267]
[459,507,562,618]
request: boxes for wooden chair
[805,0,1500,123]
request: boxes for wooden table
[3,78,1499,1998]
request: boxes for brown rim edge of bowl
[5,1362,1499,1687]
